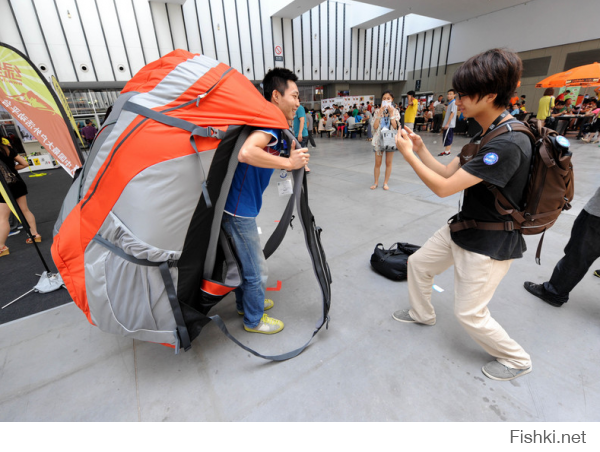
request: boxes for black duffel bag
[370,242,421,281]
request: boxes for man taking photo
[393,48,533,381]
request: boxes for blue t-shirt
[224,129,282,218]
[293,106,309,138]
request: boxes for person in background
[305,107,316,148]
[364,109,373,141]
[438,89,457,156]
[432,95,445,133]
[580,99,600,143]
[81,119,98,148]
[293,100,311,173]
[511,103,521,116]
[404,91,418,131]
[370,91,400,191]
[345,113,356,138]
[424,101,434,131]
[556,89,570,102]
[520,100,527,113]
[0,136,41,258]
[524,187,600,308]
[536,88,555,121]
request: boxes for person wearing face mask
[222,68,309,334]
[370,91,400,191]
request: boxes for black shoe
[523,281,564,307]
[594,269,600,278]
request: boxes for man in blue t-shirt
[223,68,309,335]
[293,104,309,148]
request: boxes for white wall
[448,0,600,65]
[1,0,596,85]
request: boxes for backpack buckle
[504,221,514,231]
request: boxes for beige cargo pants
[407,225,531,369]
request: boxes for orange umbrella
[536,62,600,88]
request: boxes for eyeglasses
[456,92,467,100]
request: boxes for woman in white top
[371,91,400,190]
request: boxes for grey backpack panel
[52,91,138,237]
[112,153,214,250]
[85,211,180,346]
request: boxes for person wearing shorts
[370,91,400,191]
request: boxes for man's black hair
[262,68,298,102]
[407,90,416,97]
[452,48,521,108]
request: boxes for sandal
[26,234,42,244]
[370,184,378,190]
[383,184,389,190]
[0,246,8,257]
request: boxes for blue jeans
[544,209,600,302]
[221,214,268,327]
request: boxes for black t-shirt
[450,127,532,260]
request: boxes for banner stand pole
[0,169,51,273]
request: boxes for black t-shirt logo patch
[483,152,499,165]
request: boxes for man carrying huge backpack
[391,48,533,381]
[223,68,309,334]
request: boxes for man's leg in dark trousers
[544,210,600,302]
[307,131,316,147]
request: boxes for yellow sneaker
[244,314,284,334]
[237,298,274,316]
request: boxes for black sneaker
[523,281,564,307]
[594,269,600,278]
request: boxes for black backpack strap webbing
[207,130,331,361]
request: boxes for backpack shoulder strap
[206,129,331,361]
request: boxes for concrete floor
[1,130,599,422]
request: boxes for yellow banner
[51,75,85,148]
[0,42,82,177]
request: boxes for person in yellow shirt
[404,90,419,131]
[536,88,555,120]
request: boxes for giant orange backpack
[52,50,331,360]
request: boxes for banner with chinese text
[51,75,85,148]
[0,42,82,177]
